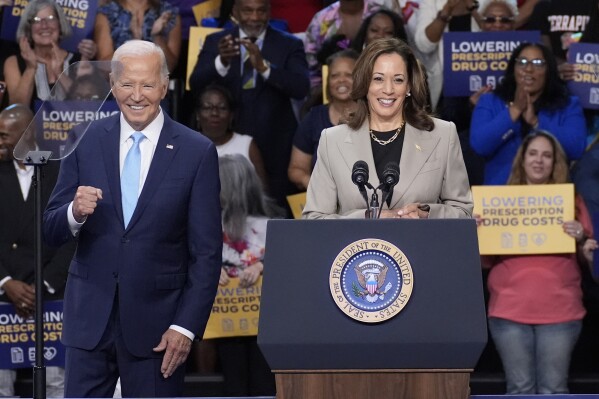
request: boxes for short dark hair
[196,84,236,113]
[348,38,433,131]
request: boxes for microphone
[352,161,370,206]
[380,162,400,208]
[351,160,369,186]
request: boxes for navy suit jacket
[190,25,310,202]
[43,112,222,358]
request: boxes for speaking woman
[302,38,472,219]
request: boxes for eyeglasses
[199,104,229,113]
[514,58,547,69]
[482,16,514,24]
[31,14,58,25]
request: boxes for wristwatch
[259,59,271,74]
[436,11,452,23]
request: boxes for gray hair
[16,0,72,43]
[479,0,519,17]
[111,40,169,80]
[219,154,278,241]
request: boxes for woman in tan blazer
[302,38,472,219]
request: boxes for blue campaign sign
[567,43,599,110]
[0,301,65,369]
[443,31,540,97]
[0,0,97,54]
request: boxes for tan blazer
[302,118,473,219]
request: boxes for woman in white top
[195,84,268,188]
[414,0,483,110]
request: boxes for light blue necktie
[121,131,145,228]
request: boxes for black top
[370,124,406,184]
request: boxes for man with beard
[190,0,310,209]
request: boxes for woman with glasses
[478,130,593,394]
[470,42,586,185]
[3,0,97,107]
[195,84,268,188]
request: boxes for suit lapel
[336,122,382,188]
[390,124,440,207]
[100,117,124,226]
[125,115,180,231]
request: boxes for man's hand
[240,38,267,73]
[218,34,240,67]
[4,280,35,317]
[72,186,102,223]
[152,329,192,378]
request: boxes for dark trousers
[217,336,276,396]
[64,294,186,397]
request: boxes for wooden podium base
[274,369,472,399]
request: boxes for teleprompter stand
[23,151,52,399]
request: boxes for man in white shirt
[43,41,222,397]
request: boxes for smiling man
[43,40,222,397]
[190,0,309,209]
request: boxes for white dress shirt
[214,27,271,80]
[0,161,55,294]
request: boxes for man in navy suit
[43,40,222,397]
[190,0,310,207]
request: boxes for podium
[258,219,487,399]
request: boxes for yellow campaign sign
[192,0,222,25]
[472,184,575,255]
[322,65,329,104]
[186,26,222,91]
[203,277,262,339]
[287,192,307,219]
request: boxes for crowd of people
[0,0,598,396]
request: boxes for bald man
[0,104,75,397]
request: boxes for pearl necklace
[369,121,406,146]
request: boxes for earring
[406,92,411,97]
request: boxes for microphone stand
[367,190,380,219]
[23,150,52,399]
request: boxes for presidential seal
[329,238,413,323]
